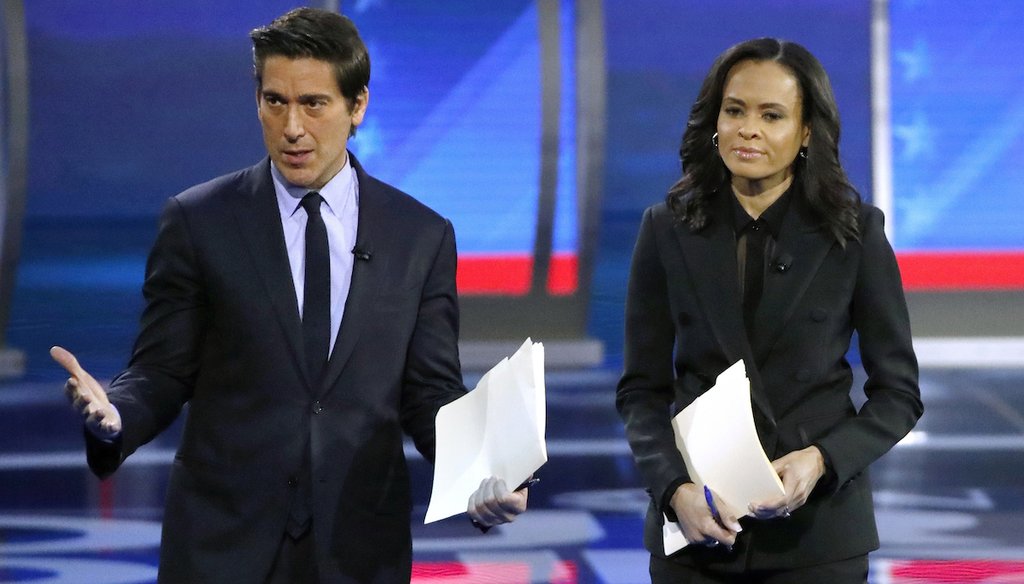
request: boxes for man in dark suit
[52,8,526,583]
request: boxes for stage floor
[3,366,1024,583]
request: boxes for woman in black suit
[617,38,923,583]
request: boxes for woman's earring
[712,133,719,148]
[799,147,808,159]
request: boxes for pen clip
[516,477,540,491]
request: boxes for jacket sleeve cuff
[84,427,124,480]
[659,476,689,522]
[811,442,839,495]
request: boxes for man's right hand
[50,346,122,440]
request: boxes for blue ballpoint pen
[703,485,721,522]
[703,485,734,552]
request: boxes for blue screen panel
[890,1,1024,251]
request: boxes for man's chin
[278,168,318,189]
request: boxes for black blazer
[617,190,923,571]
[87,154,466,583]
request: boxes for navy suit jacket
[87,154,466,583]
[617,189,923,571]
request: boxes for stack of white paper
[663,360,785,553]
[425,338,547,524]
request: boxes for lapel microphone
[771,253,793,273]
[351,245,372,262]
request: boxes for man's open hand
[50,346,121,440]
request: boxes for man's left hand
[467,477,528,529]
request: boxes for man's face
[257,56,368,190]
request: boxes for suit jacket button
[313,400,323,414]
[287,476,298,487]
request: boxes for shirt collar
[730,183,793,239]
[271,156,358,219]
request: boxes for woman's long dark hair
[666,38,861,246]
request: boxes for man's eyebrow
[297,93,332,103]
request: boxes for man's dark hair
[250,7,370,112]
[666,38,861,246]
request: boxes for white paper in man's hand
[425,338,546,524]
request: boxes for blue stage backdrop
[22,0,599,345]
[887,0,1024,290]
[24,0,582,299]
[19,1,1021,358]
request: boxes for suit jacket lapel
[232,159,311,389]
[751,196,834,366]
[320,153,379,396]
[673,191,777,425]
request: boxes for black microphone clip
[352,246,372,262]
[771,253,793,273]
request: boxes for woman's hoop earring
[799,147,808,159]
[712,133,719,148]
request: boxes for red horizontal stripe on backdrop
[458,251,1024,293]
[897,251,1024,291]
[457,255,532,295]
[547,253,578,296]
[456,253,579,296]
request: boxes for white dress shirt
[271,158,359,358]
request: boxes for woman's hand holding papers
[749,445,826,519]
[467,477,529,530]
[669,483,741,548]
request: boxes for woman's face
[716,59,810,195]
